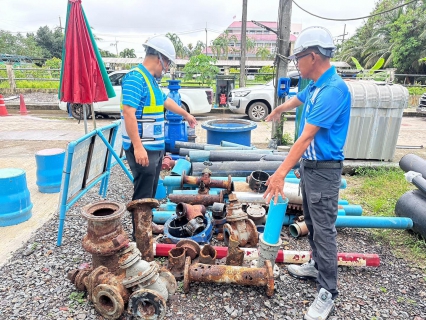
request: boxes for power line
[292,0,418,22]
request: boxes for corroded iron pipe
[167,247,187,280]
[168,191,224,206]
[199,244,217,264]
[81,201,129,274]
[153,243,381,267]
[183,257,274,297]
[161,155,175,170]
[225,235,244,266]
[175,202,206,220]
[181,171,233,193]
[127,199,159,262]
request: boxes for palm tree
[256,47,271,60]
[119,48,136,58]
[211,30,237,60]
[166,33,185,59]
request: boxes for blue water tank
[35,148,65,193]
[0,168,33,227]
[201,119,257,146]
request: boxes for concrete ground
[0,109,425,267]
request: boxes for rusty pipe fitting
[175,239,201,260]
[167,247,187,280]
[222,194,258,247]
[68,265,129,320]
[199,244,217,264]
[211,202,227,219]
[175,202,206,220]
[126,289,166,320]
[127,198,159,262]
[183,256,275,297]
[81,201,129,273]
[289,218,309,238]
[181,171,234,193]
[226,234,244,266]
[161,155,175,170]
[246,204,266,225]
[247,170,270,193]
[168,191,224,206]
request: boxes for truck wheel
[70,103,91,120]
[248,102,269,121]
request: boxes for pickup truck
[228,71,299,121]
[59,70,213,119]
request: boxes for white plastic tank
[344,81,408,161]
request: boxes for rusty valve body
[127,198,159,262]
[81,201,129,274]
[183,256,275,297]
[176,202,206,220]
[223,194,258,247]
[199,244,217,265]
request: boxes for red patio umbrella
[59,0,115,130]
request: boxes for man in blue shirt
[121,36,196,235]
[264,26,351,320]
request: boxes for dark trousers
[125,144,164,239]
[300,162,342,299]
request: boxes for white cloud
[1,0,377,57]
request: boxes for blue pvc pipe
[158,202,177,211]
[220,141,256,149]
[338,199,349,205]
[153,210,176,224]
[340,205,363,216]
[169,154,186,160]
[263,195,289,244]
[284,177,347,190]
[188,150,210,162]
[338,209,346,216]
[170,158,191,176]
[335,216,413,229]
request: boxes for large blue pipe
[338,199,349,205]
[220,141,256,148]
[340,205,363,216]
[263,196,289,244]
[334,216,413,229]
[153,211,176,224]
[170,158,191,176]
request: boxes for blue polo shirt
[296,66,351,161]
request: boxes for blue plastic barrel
[35,148,65,193]
[0,168,33,227]
[201,119,257,146]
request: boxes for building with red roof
[208,21,301,60]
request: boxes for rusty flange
[176,239,200,260]
[92,284,125,320]
[126,289,166,320]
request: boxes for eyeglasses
[294,52,313,65]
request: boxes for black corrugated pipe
[395,189,426,239]
[399,154,426,179]
[192,161,299,177]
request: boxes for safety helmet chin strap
[158,53,167,75]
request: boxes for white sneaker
[287,259,318,280]
[304,288,335,320]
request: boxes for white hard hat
[289,26,336,59]
[143,36,176,63]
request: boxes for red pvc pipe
[153,243,380,267]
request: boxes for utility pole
[205,22,208,55]
[240,0,248,88]
[111,38,119,57]
[342,24,347,43]
[59,16,62,31]
[272,0,292,140]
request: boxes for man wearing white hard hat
[120,36,197,236]
[263,26,351,320]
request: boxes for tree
[211,30,238,60]
[34,26,63,59]
[119,48,136,58]
[256,47,271,60]
[166,33,185,59]
[184,41,205,58]
[99,49,116,57]
[182,54,219,86]
[0,31,44,58]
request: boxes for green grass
[342,166,426,266]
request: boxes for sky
[1,0,379,58]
